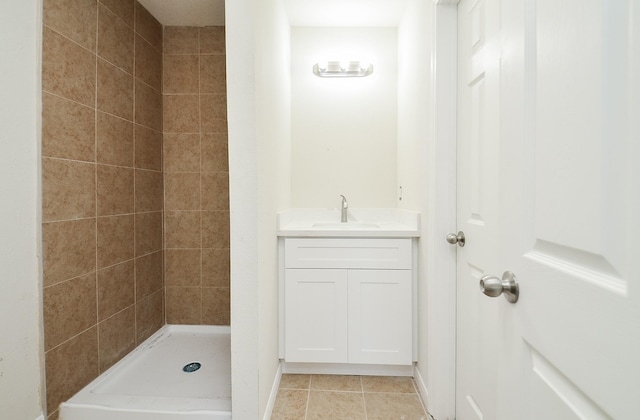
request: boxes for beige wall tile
[165,249,201,287]
[44,0,97,52]
[98,306,136,372]
[364,393,427,420]
[97,59,134,121]
[43,158,96,222]
[135,125,163,170]
[135,34,162,90]
[42,27,96,107]
[163,55,199,94]
[135,80,162,130]
[135,169,163,212]
[97,112,134,167]
[202,248,229,288]
[201,133,228,172]
[199,27,225,55]
[98,4,133,74]
[45,327,98,416]
[97,214,134,268]
[200,94,227,133]
[164,26,198,54]
[165,172,201,211]
[201,172,229,210]
[202,211,229,249]
[43,273,97,351]
[271,389,308,420]
[166,287,201,324]
[164,133,200,172]
[135,211,163,256]
[201,287,229,325]
[165,211,201,248]
[47,409,59,420]
[97,260,134,320]
[200,55,226,94]
[135,251,163,300]
[135,2,162,51]
[97,164,134,216]
[164,95,200,133]
[99,0,134,28]
[42,93,95,162]
[306,391,366,420]
[136,290,163,343]
[43,219,96,287]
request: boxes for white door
[455,0,501,417]
[457,1,640,419]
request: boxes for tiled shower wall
[41,1,163,418]
[163,27,230,324]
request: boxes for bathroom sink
[277,208,421,238]
[312,221,380,229]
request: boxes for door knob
[446,231,465,247]
[479,271,519,303]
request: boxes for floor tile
[364,392,428,420]
[280,374,311,390]
[361,376,417,394]
[306,391,366,420]
[311,374,362,392]
[271,389,308,420]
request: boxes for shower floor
[60,325,231,420]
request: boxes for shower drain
[182,362,202,373]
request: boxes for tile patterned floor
[271,374,430,420]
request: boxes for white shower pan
[60,325,231,420]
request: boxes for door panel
[500,1,640,418]
[284,269,348,363]
[348,270,412,365]
[457,0,640,418]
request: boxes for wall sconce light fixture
[313,61,374,78]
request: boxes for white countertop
[277,208,421,238]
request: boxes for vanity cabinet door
[284,269,348,363]
[348,270,412,365]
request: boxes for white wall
[397,0,433,403]
[290,27,398,208]
[255,0,291,416]
[398,1,457,419]
[226,0,260,416]
[0,1,45,419]
[227,0,291,418]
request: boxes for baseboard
[282,362,414,376]
[262,362,283,420]
[413,365,430,415]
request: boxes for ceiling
[138,0,409,27]
[137,0,225,27]
[284,0,409,27]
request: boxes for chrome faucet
[340,195,348,223]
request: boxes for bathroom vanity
[277,209,420,374]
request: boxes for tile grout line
[198,27,204,324]
[361,376,368,420]
[93,0,101,376]
[304,375,312,420]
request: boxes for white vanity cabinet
[283,238,414,366]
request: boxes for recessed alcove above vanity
[277,208,420,375]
